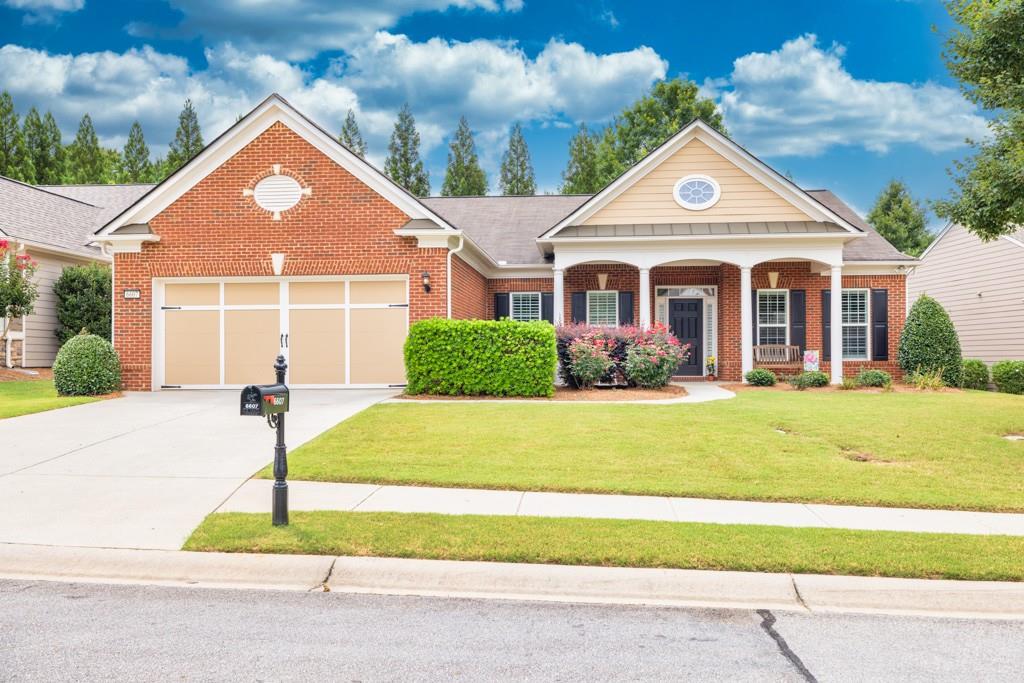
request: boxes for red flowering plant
[557,323,640,387]
[565,330,618,389]
[0,240,39,345]
[623,323,690,388]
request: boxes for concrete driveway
[0,389,395,550]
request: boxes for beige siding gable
[908,224,1024,364]
[583,138,812,226]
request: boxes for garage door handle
[284,333,289,348]
[161,306,182,310]
[388,303,409,308]
[280,333,284,347]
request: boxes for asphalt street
[2,579,1022,681]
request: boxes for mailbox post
[240,355,290,526]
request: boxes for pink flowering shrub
[0,239,39,344]
[566,331,616,389]
[624,323,691,388]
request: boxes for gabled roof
[0,176,108,258]
[95,93,457,237]
[540,118,864,240]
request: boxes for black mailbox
[240,383,289,416]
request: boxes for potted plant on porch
[705,355,717,381]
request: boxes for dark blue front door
[669,298,702,376]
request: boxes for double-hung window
[757,290,788,345]
[509,292,541,322]
[587,291,618,326]
[841,289,869,359]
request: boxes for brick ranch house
[91,95,916,391]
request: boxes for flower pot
[706,374,716,381]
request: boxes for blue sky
[0,0,985,230]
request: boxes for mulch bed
[722,382,962,394]
[0,367,52,382]
[398,385,688,402]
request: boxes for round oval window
[253,174,303,213]
[673,175,721,210]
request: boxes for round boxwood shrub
[745,368,776,386]
[855,369,892,388]
[961,359,990,391]
[52,332,122,396]
[791,370,830,390]
[991,360,1024,395]
[898,295,962,387]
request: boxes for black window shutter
[541,292,554,323]
[494,293,509,320]
[871,288,889,360]
[571,292,587,323]
[751,289,758,345]
[789,289,806,352]
[821,290,831,361]
[618,291,634,326]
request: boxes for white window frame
[672,174,722,211]
[756,289,789,346]
[509,291,542,322]
[841,288,870,361]
[586,290,619,327]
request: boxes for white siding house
[907,223,1024,364]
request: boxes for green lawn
[262,390,1024,511]
[185,511,1024,582]
[0,380,102,419]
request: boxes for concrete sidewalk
[1,543,1022,620]
[219,480,1024,536]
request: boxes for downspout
[101,243,115,347]
[446,234,465,319]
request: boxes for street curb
[2,544,1022,619]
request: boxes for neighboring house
[0,177,147,368]
[91,94,915,391]
[908,223,1024,364]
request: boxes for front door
[669,298,703,376]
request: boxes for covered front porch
[550,240,849,383]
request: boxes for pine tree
[339,109,367,158]
[0,91,26,181]
[65,114,105,183]
[441,116,487,196]
[120,121,152,182]
[22,108,63,184]
[560,123,601,194]
[166,98,204,171]
[499,122,535,196]
[384,103,430,196]
[867,180,933,256]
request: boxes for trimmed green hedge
[898,295,962,387]
[53,333,121,396]
[961,359,990,390]
[53,263,111,344]
[992,361,1024,395]
[404,318,557,397]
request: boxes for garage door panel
[224,310,280,385]
[165,283,219,306]
[290,282,345,305]
[349,280,407,305]
[165,310,219,385]
[289,309,345,384]
[224,283,279,305]
[350,308,406,384]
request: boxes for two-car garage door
[158,277,408,388]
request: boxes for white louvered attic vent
[253,174,304,219]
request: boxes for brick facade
[450,254,488,320]
[114,122,448,390]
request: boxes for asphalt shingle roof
[806,189,915,262]
[0,177,106,257]
[39,184,153,227]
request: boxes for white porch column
[830,265,843,384]
[638,268,651,329]
[740,266,753,381]
[552,268,565,326]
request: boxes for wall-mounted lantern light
[422,271,431,293]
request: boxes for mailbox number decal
[264,395,286,406]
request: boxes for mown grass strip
[185,511,1024,582]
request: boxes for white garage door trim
[152,275,409,390]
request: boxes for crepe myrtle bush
[624,323,690,388]
[404,318,557,397]
[566,333,616,389]
[991,360,1024,395]
[961,359,990,391]
[556,323,638,387]
[52,332,121,396]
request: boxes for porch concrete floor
[219,481,1024,537]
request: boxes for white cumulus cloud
[3,0,83,23]
[705,34,989,157]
